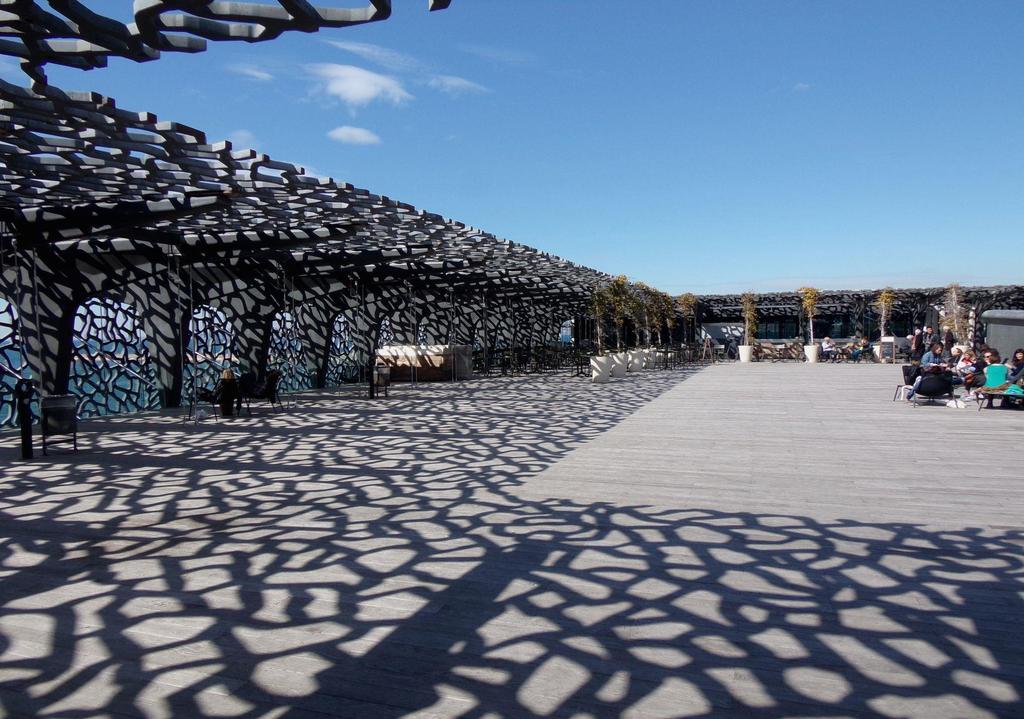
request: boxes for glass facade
[757,320,800,340]
[736,314,905,340]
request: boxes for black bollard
[15,378,34,460]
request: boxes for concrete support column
[8,250,77,396]
[129,273,184,407]
[299,299,335,389]
[233,308,273,377]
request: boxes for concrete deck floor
[0,364,1022,718]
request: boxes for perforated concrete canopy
[1,1,451,83]
[0,1,609,304]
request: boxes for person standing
[910,329,925,360]
[943,328,955,354]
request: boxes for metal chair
[40,394,78,455]
[238,370,283,414]
[907,373,955,406]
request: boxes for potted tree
[739,292,757,362]
[625,285,646,372]
[637,282,668,369]
[678,293,698,348]
[942,283,970,350]
[589,285,612,383]
[661,291,676,346]
[873,287,896,362]
[646,290,675,368]
[797,286,821,363]
[640,285,662,368]
[607,275,631,377]
[633,282,654,348]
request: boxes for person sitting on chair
[196,367,238,415]
[821,337,837,362]
[961,350,990,400]
[974,351,1011,407]
[920,342,946,369]
[197,368,232,401]
[1005,348,1024,384]
[851,337,872,362]
[906,367,954,401]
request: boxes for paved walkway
[1,365,1022,718]
[519,363,1024,527]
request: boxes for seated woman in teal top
[977,352,1024,406]
[983,355,1010,387]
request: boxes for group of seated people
[904,343,1024,405]
[819,336,874,362]
[750,336,874,362]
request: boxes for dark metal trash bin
[218,378,238,417]
[41,394,79,455]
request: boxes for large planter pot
[642,348,655,369]
[804,345,820,363]
[627,350,644,372]
[738,345,754,363]
[610,353,628,378]
[590,355,611,383]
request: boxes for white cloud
[227,129,259,149]
[327,126,382,145]
[326,41,423,73]
[427,75,489,95]
[228,64,273,81]
[308,64,412,108]
[299,163,329,179]
[792,82,812,92]
[323,43,489,101]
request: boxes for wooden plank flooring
[1,365,1022,718]
[518,363,1024,528]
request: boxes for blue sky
[6,1,1023,293]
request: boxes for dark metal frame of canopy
[0,1,611,431]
